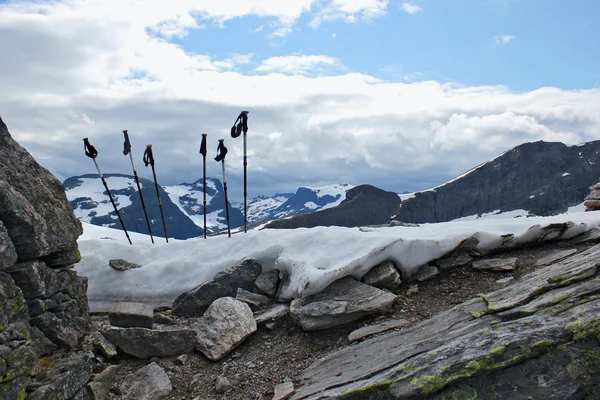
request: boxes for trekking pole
[214,139,231,237]
[82,138,132,245]
[143,144,169,243]
[123,130,154,243]
[231,111,249,233]
[200,133,208,239]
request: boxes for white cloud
[309,0,389,27]
[494,34,515,45]
[401,2,423,14]
[255,55,346,75]
[332,33,337,38]
[250,25,265,33]
[1,0,600,198]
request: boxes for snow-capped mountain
[242,183,355,224]
[64,174,242,239]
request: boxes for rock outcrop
[0,116,90,397]
[396,140,600,223]
[264,184,401,229]
[290,243,600,399]
[0,116,82,265]
[584,181,600,211]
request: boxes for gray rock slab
[255,304,290,324]
[361,261,402,290]
[93,333,118,358]
[415,265,439,282]
[348,318,410,342]
[194,297,257,361]
[236,288,272,311]
[109,259,142,271]
[289,277,398,331]
[28,352,95,400]
[472,257,518,272]
[254,268,280,298]
[273,381,295,400]
[535,248,578,267]
[120,362,172,400]
[172,258,262,317]
[289,243,600,400]
[109,302,154,329]
[434,252,474,270]
[101,328,197,358]
[88,364,122,400]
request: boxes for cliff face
[264,184,401,229]
[0,117,90,397]
[396,140,600,223]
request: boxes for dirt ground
[81,237,597,400]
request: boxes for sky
[1,0,599,200]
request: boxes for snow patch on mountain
[66,176,136,222]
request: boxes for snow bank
[75,211,600,312]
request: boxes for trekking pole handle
[83,138,98,159]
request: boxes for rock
[255,304,290,324]
[109,302,154,329]
[0,272,36,396]
[120,362,172,400]
[93,333,118,358]
[72,386,93,400]
[172,258,262,317]
[389,220,420,227]
[236,288,272,311]
[289,277,398,331]
[584,200,600,210]
[28,352,95,400]
[348,319,410,342]
[0,220,17,271]
[0,117,83,265]
[433,253,474,270]
[406,284,419,296]
[0,180,50,260]
[535,248,578,266]
[361,261,402,290]
[472,257,518,272]
[215,375,232,393]
[87,365,121,400]
[109,259,142,271]
[153,313,177,325]
[101,328,197,359]
[496,276,514,284]
[194,297,257,361]
[288,243,600,400]
[175,354,189,366]
[414,265,439,282]
[254,268,280,298]
[273,381,295,400]
[29,326,57,358]
[7,260,90,349]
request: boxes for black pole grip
[143,144,154,167]
[200,134,207,156]
[123,130,131,155]
[83,138,98,159]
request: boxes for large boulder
[27,352,95,400]
[0,220,18,271]
[194,297,257,361]
[172,258,262,317]
[0,116,82,266]
[289,277,398,331]
[101,328,197,359]
[290,243,600,399]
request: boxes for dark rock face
[7,260,90,349]
[396,140,600,223]
[265,185,401,229]
[0,116,82,264]
[27,352,94,400]
[0,271,36,398]
[0,220,18,271]
[172,258,263,317]
[290,243,600,400]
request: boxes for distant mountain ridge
[64,175,356,238]
[395,140,600,223]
